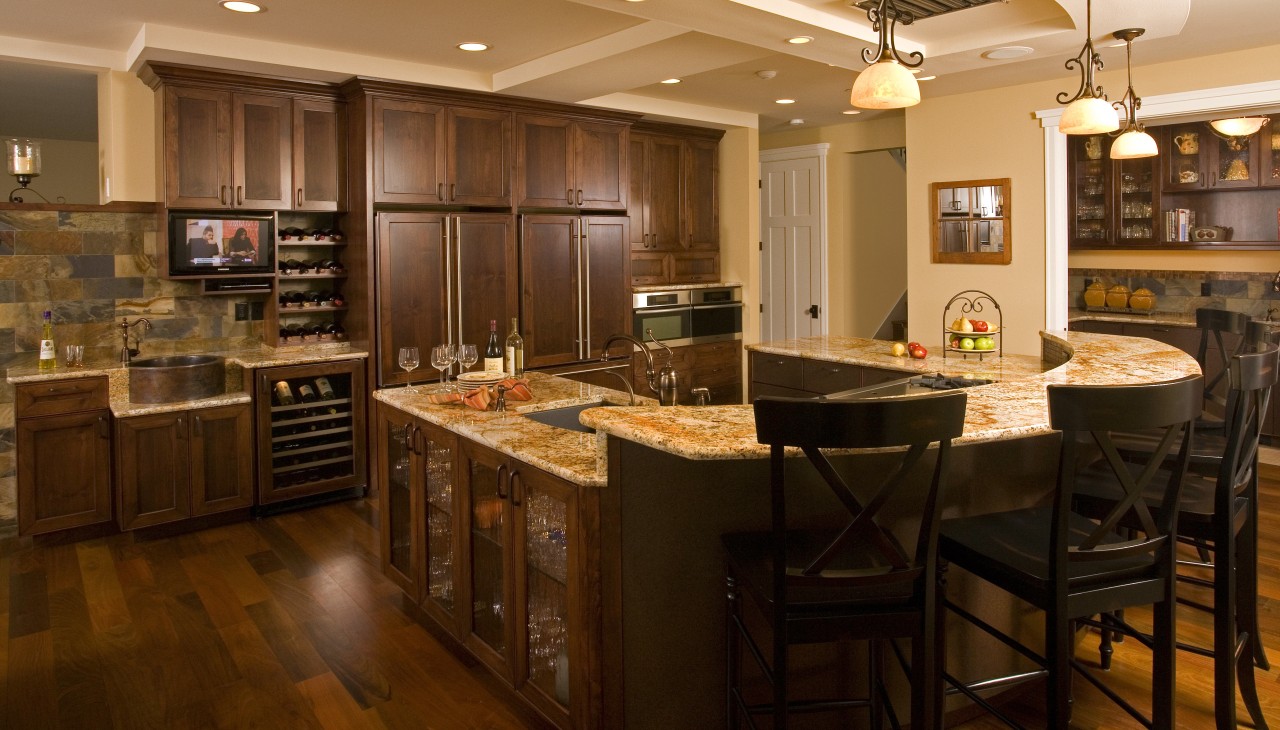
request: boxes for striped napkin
[425,378,532,410]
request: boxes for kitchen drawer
[750,381,810,400]
[1069,320,1125,336]
[1123,323,1199,355]
[692,360,741,388]
[801,359,862,395]
[861,366,910,387]
[17,377,110,418]
[750,352,804,389]
[691,340,741,368]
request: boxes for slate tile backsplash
[1069,268,1280,318]
[0,207,266,526]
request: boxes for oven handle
[635,305,691,315]
[690,302,743,311]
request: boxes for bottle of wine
[504,317,524,377]
[38,310,55,371]
[315,376,336,401]
[484,319,503,373]
[274,381,296,405]
[297,381,318,402]
[330,291,346,307]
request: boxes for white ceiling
[1,0,1278,136]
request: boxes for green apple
[960,337,975,350]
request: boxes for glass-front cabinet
[1068,134,1159,247]
[464,441,513,677]
[1264,115,1280,187]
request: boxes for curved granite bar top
[374,373,653,488]
[579,331,1201,461]
[6,343,368,417]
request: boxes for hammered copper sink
[128,355,226,404]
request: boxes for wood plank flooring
[3,466,1280,729]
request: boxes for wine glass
[444,343,459,391]
[459,344,478,380]
[398,346,420,392]
[430,345,451,390]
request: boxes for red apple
[907,341,921,350]
[910,345,928,359]
[972,320,989,332]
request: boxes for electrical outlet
[1201,281,1212,296]
[234,302,249,321]
[250,301,264,320]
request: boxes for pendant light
[850,0,923,110]
[1056,0,1118,135]
[1209,117,1270,138]
[1108,29,1157,159]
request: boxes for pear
[960,318,974,333]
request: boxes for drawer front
[692,340,741,369]
[692,360,741,388]
[801,359,862,395]
[750,352,803,389]
[1124,323,1199,355]
[17,377,110,417]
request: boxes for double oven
[632,286,743,347]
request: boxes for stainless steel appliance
[632,290,692,347]
[822,373,993,400]
[690,286,743,344]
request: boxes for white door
[760,145,827,342]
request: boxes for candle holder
[6,138,50,203]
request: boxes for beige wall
[98,69,156,203]
[759,116,906,337]
[0,136,98,204]
[718,127,759,345]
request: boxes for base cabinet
[116,403,254,531]
[748,351,912,399]
[15,377,112,536]
[632,340,743,404]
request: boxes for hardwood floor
[3,466,1279,729]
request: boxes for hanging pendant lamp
[1057,0,1118,135]
[1108,28,1156,159]
[850,0,923,110]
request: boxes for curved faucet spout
[600,333,656,397]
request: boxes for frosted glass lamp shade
[1110,129,1157,159]
[850,60,920,110]
[1210,117,1268,137]
[1059,96,1119,135]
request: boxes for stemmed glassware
[430,345,451,390]
[444,343,459,391]
[398,346,420,392]
[458,344,478,381]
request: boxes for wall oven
[632,290,692,346]
[690,286,743,344]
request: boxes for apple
[949,334,961,348]
[960,337,975,350]
[908,341,921,351]
[891,342,907,357]
[976,337,995,351]
[910,345,928,359]
[972,320,989,333]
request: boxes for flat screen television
[168,212,275,276]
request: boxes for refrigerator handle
[454,216,464,346]
[575,220,585,360]
[582,219,591,359]
[444,216,454,346]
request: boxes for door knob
[806,305,820,319]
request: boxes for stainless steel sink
[128,354,226,404]
[523,402,617,433]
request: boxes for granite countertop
[749,335,1045,381]
[579,331,1200,460]
[7,343,369,417]
[374,372,654,487]
[1067,308,1280,330]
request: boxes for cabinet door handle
[236,185,244,206]
[193,415,203,438]
[220,185,228,205]
[403,423,414,454]
[97,415,109,439]
[438,182,445,200]
[510,471,523,507]
[296,188,303,208]
[496,463,509,500]
[176,416,186,439]
[567,188,574,205]
[577,189,583,206]
[449,183,456,201]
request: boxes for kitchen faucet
[119,317,152,364]
[600,329,679,405]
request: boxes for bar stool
[934,375,1200,729]
[1076,346,1277,729]
[724,391,966,729]
[1195,307,1250,432]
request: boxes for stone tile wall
[0,208,266,525]
[1068,268,1280,318]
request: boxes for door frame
[759,143,830,341]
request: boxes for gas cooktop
[908,374,994,390]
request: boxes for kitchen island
[373,330,1200,729]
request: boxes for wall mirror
[930,178,1011,264]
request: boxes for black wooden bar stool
[934,375,1200,729]
[1194,307,1250,432]
[1076,346,1277,729]
[724,391,966,729]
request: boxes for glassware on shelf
[398,346,420,392]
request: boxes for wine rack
[256,358,366,507]
[269,213,349,347]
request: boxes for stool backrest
[1196,307,1249,412]
[1047,376,1201,580]
[1218,346,1279,514]
[753,393,967,597]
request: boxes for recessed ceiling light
[918,75,936,81]
[982,46,1034,60]
[842,110,862,115]
[220,0,263,12]
[457,42,489,52]
[661,78,682,84]
[787,36,813,45]
[789,119,805,125]
[775,98,796,104]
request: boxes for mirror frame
[930,178,1012,265]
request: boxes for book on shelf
[1165,209,1196,242]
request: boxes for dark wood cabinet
[292,98,347,211]
[631,340,743,404]
[1069,134,1160,247]
[516,114,627,211]
[747,351,911,400]
[628,133,683,252]
[377,404,462,632]
[376,211,517,386]
[256,359,366,505]
[685,137,720,250]
[116,403,253,531]
[371,97,511,206]
[15,377,112,536]
[520,214,630,368]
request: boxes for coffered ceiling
[1,0,1277,132]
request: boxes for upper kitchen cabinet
[142,63,347,211]
[516,114,628,211]
[1068,134,1159,248]
[684,136,720,250]
[629,126,723,253]
[372,97,512,206]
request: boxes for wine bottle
[288,291,306,306]
[330,291,346,307]
[325,323,346,340]
[504,317,524,377]
[484,319,503,373]
[297,382,318,402]
[274,381,296,405]
[38,310,56,371]
[315,376,336,401]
